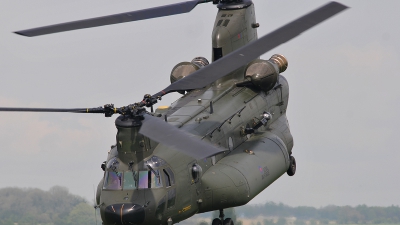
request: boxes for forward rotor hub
[217,0,253,9]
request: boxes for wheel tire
[212,218,222,225]
[224,218,234,225]
[287,156,296,176]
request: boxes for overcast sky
[0,0,399,208]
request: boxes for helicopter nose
[103,203,145,225]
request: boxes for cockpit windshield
[123,171,137,189]
[104,170,163,190]
[103,156,173,190]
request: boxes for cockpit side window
[163,168,175,186]
[150,171,162,188]
[103,171,122,190]
[163,169,171,187]
[138,170,162,189]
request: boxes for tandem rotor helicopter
[2,0,347,224]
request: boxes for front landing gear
[212,209,234,225]
[287,155,296,176]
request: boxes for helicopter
[0,0,347,225]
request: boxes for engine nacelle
[244,54,288,92]
[170,57,209,84]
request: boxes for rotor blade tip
[14,31,31,37]
[329,1,349,9]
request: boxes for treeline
[234,202,400,224]
[0,186,97,225]
[191,203,400,225]
[1,186,399,225]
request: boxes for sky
[0,0,399,208]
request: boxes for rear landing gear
[287,155,296,176]
[212,218,222,225]
[212,209,234,225]
[223,218,234,225]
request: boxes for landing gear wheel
[212,218,222,225]
[287,155,296,176]
[224,218,234,225]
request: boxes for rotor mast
[212,0,256,84]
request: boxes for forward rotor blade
[15,0,207,37]
[0,107,104,114]
[139,114,225,159]
[156,1,348,95]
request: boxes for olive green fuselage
[97,2,294,225]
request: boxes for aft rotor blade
[155,1,348,96]
[0,107,105,114]
[15,0,209,37]
[139,114,225,159]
